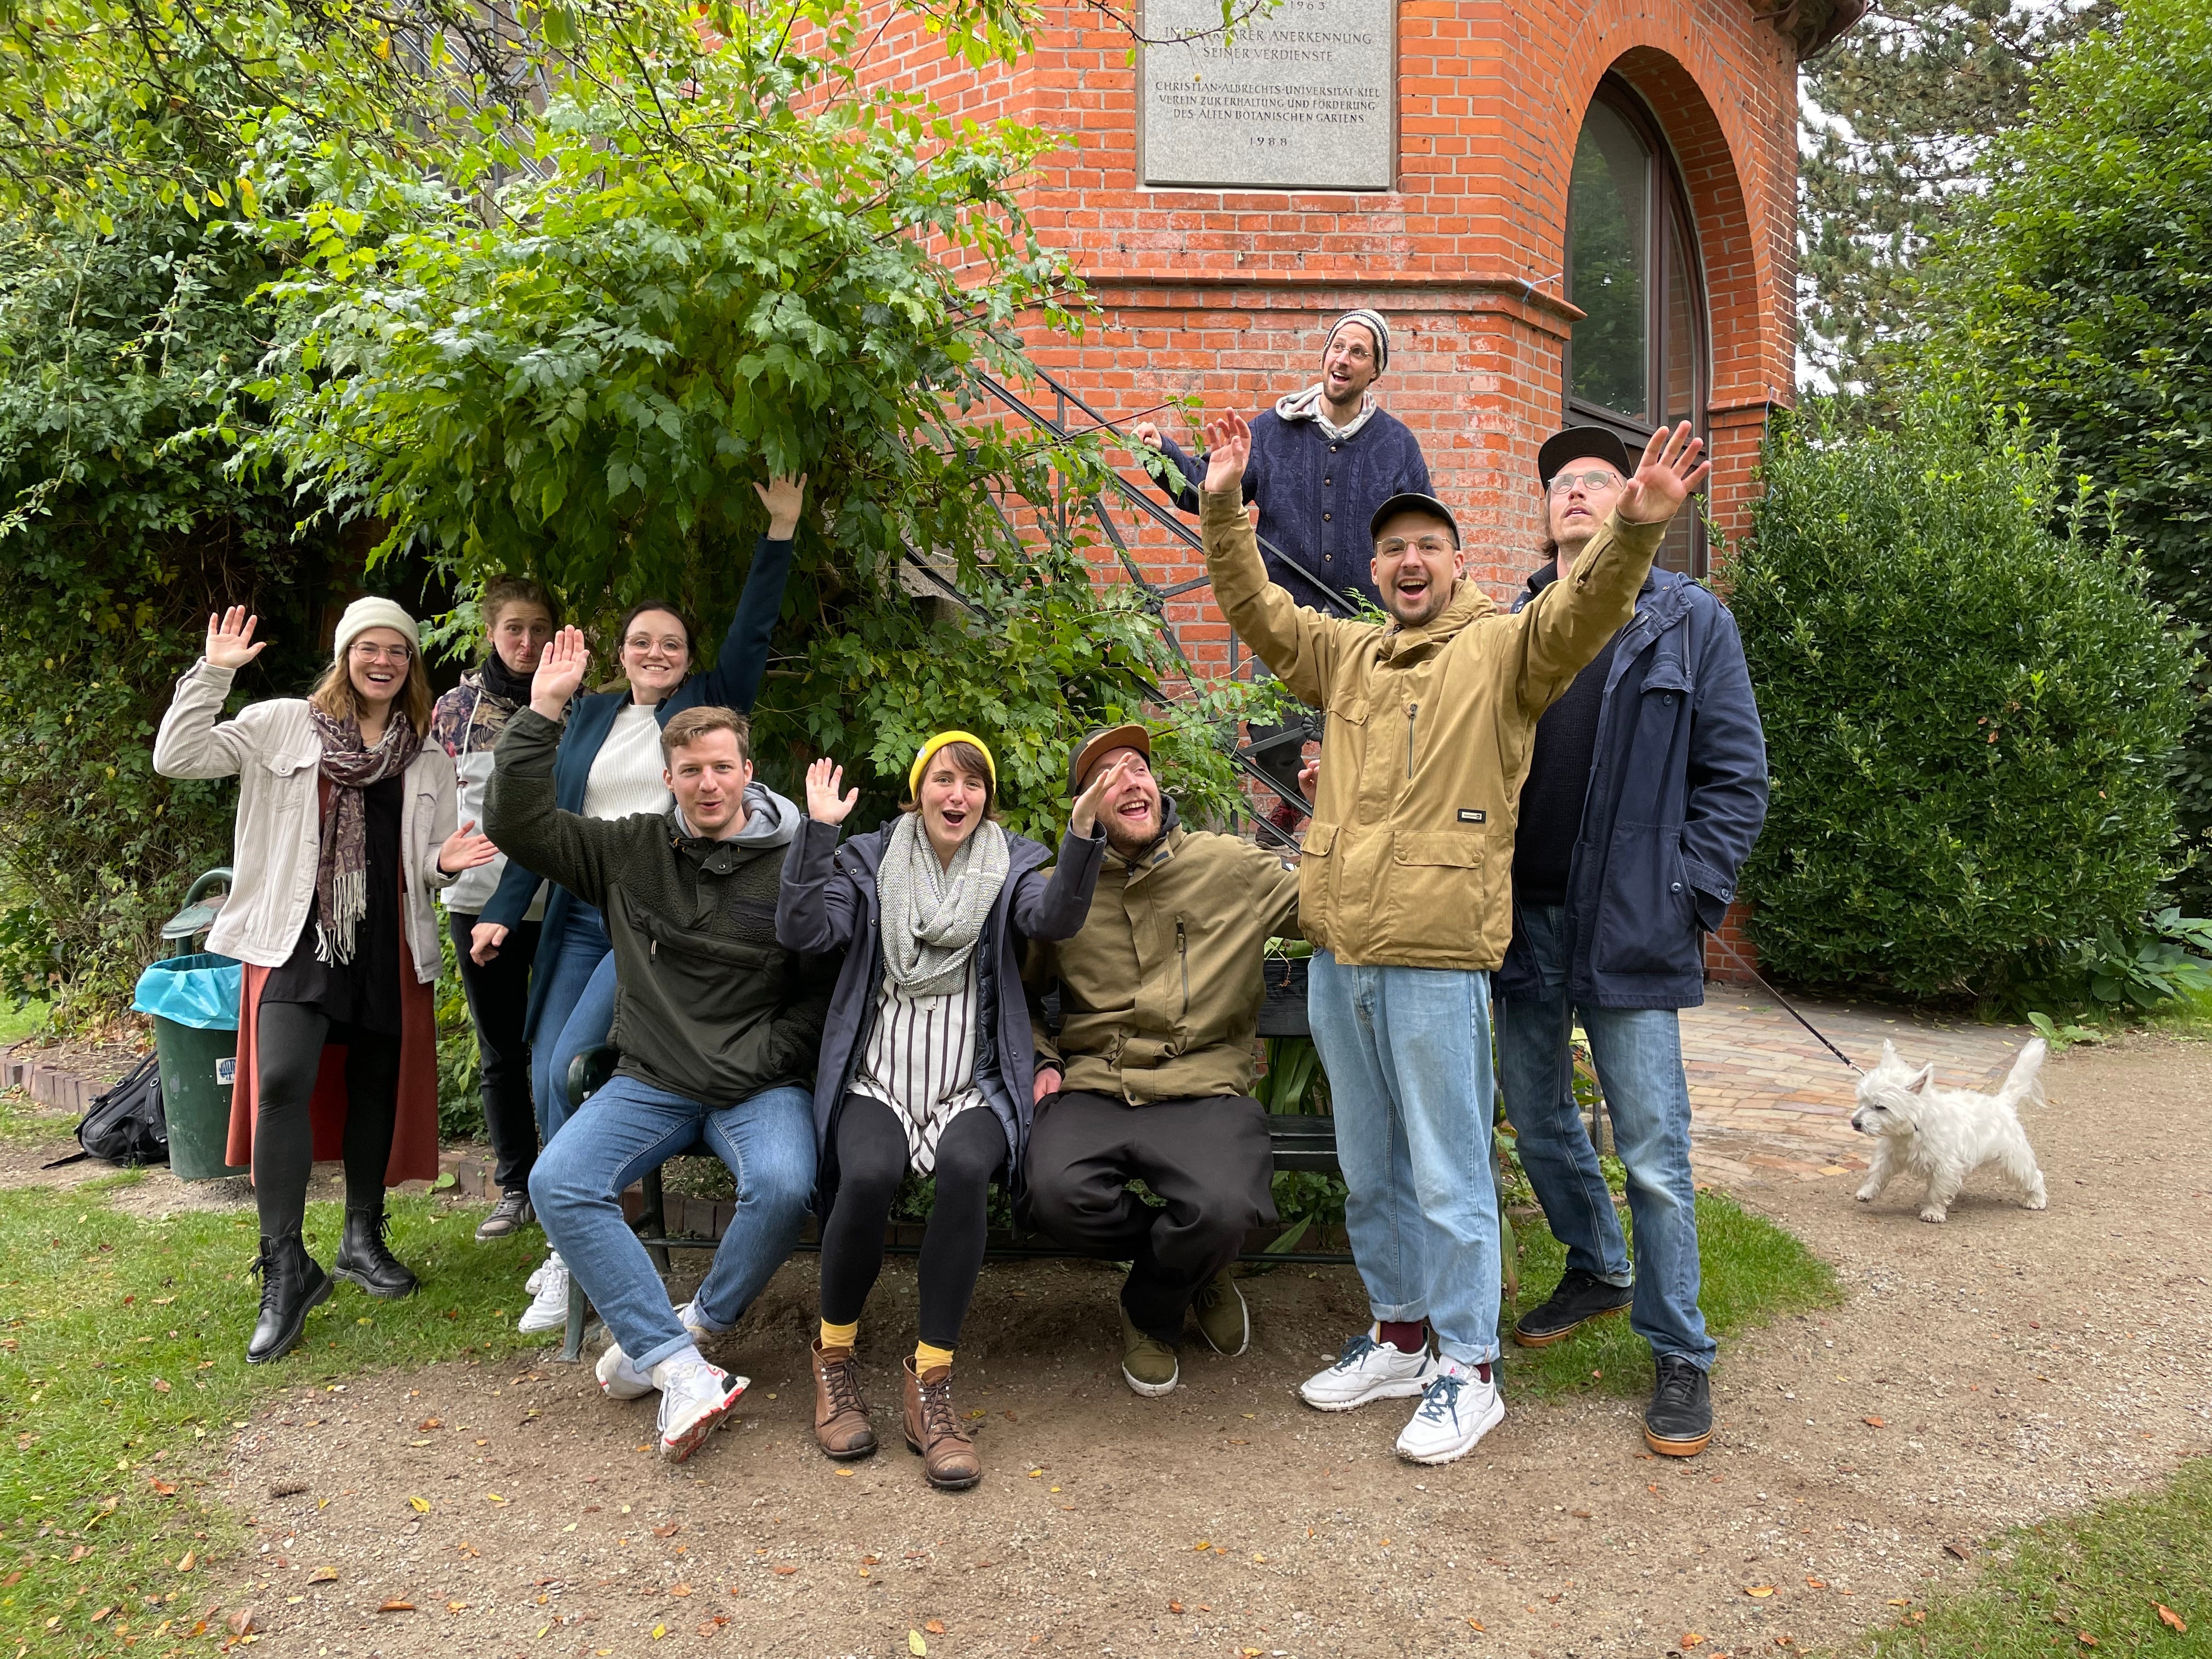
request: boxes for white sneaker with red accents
[651,1351,748,1463]
[595,1341,653,1401]
[1298,1327,1436,1412]
[1393,1358,1505,1465]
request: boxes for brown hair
[660,705,751,764]
[479,574,560,632]
[311,647,434,734]
[618,599,693,656]
[900,740,997,819]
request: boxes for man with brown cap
[1023,725,1302,1397]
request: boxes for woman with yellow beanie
[776,732,1127,1488]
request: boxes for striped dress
[848,958,989,1173]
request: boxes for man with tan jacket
[1198,409,1710,1465]
[1024,726,1302,1398]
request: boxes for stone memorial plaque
[1140,0,1397,191]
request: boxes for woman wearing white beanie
[154,596,498,1363]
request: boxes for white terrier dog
[1850,1038,2049,1223]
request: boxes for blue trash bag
[132,952,242,1031]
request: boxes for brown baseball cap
[1068,724,1152,797]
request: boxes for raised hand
[469,921,510,966]
[754,473,808,541]
[531,625,590,718]
[804,758,859,826]
[1615,421,1712,526]
[205,607,268,671]
[438,819,499,877]
[1201,410,1252,498]
[1069,752,1136,839]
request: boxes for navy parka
[1496,564,1770,1010]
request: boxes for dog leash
[1707,942,1867,1070]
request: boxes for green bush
[1731,402,2194,1001]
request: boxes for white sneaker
[673,1299,730,1344]
[595,1341,653,1401]
[524,1249,559,1296]
[1298,1328,1436,1412]
[651,1352,749,1463]
[517,1253,569,1334]
[1394,1360,1505,1465]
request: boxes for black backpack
[46,1053,169,1167]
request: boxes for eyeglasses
[1548,470,1622,495]
[1375,537,1457,558]
[348,642,414,664]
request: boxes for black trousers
[817,1095,1007,1349]
[252,1001,403,1238]
[447,912,543,1193]
[1024,1090,1277,1340]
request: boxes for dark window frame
[1563,75,1711,577]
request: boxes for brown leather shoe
[901,1357,981,1491]
[811,1340,877,1460]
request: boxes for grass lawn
[1499,1187,1843,1399]
[0,998,48,1049]
[0,1182,549,1656]
[1854,1458,2211,1659]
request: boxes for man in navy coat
[1494,426,1769,1462]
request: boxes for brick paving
[1679,986,2036,1188]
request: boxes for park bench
[555,1043,1347,1363]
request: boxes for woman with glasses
[493,475,809,1336]
[154,599,499,1363]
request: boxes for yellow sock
[915,1340,956,1373]
[819,1319,859,1351]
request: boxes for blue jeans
[528,904,614,1143]
[528,1073,815,1372]
[1307,951,1502,1368]
[1495,904,1714,1368]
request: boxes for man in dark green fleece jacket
[486,627,834,1465]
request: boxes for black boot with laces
[333,1201,418,1299]
[1644,1353,1713,1456]
[247,1233,332,1364]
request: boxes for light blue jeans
[1496,904,1714,1368]
[528,1073,815,1372]
[528,904,615,1144]
[1307,951,1502,1368]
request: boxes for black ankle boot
[247,1234,331,1364]
[333,1201,418,1299]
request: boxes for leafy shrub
[1731,402,2194,1001]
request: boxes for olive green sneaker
[1119,1306,1180,1397]
[1191,1268,1250,1357]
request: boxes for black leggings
[817,1094,1005,1349]
[253,1001,403,1238]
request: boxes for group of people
[151,305,1768,1486]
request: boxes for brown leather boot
[811,1340,877,1460]
[901,1356,981,1491]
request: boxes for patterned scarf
[877,810,1010,997]
[308,704,422,965]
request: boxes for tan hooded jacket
[1201,487,1666,972]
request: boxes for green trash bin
[133,945,247,1182]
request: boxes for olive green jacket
[1201,486,1666,972]
[1026,823,1301,1104]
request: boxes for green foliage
[1798,0,2112,391]
[1912,0,2212,910]
[0,1186,550,1656]
[2023,908,2212,1015]
[1732,400,2194,1001]
[0,200,336,1026]
[1251,1037,1327,1114]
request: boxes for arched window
[1565,78,1708,575]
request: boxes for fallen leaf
[2157,1605,2187,1633]
[1193,1540,1210,1551]
[307,1566,338,1584]
[1467,1621,1485,1632]
[408,1496,430,1514]
[1169,1601,1185,1614]
[1888,1599,1914,1607]
[772,1566,798,1576]
[1028,1469,1043,1479]
[148,1477,176,1496]
[651,1622,667,1639]
[1944,1541,1973,1561]
[1745,1586,1775,1598]
[2079,1636,2099,1648]
[416,1418,441,1431]
[91,1607,112,1623]
[377,1600,416,1613]
[153,1379,171,1394]
[909,1633,929,1656]
[486,1493,507,1504]
[653,1523,681,1538]
[1863,1417,1886,1428]
[835,1468,855,1478]
[447,1600,469,1612]
[926,1621,946,1635]
[177,1550,196,1572]
[670,1583,693,1597]
[1683,1635,1705,1649]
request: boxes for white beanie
[331,596,421,660]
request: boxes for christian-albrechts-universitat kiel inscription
[1140,0,1397,191]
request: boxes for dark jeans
[1024,1090,1276,1341]
[447,911,542,1194]
[252,1001,402,1237]
[818,1095,1007,1350]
